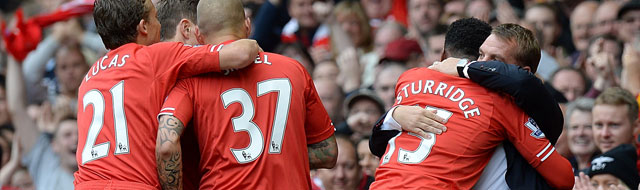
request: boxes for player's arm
[369,106,446,157]
[511,137,574,189]
[155,80,194,190]
[462,60,563,144]
[431,58,563,144]
[369,71,447,157]
[308,135,338,169]
[303,69,338,169]
[152,39,260,79]
[501,112,574,189]
[369,113,401,157]
[218,39,261,71]
[6,56,39,153]
[156,115,185,190]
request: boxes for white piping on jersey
[157,112,174,122]
[209,44,224,52]
[537,143,552,157]
[160,107,175,112]
[541,147,555,162]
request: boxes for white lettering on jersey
[254,54,272,65]
[224,54,273,76]
[396,80,480,118]
[85,54,131,82]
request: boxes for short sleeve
[493,99,554,168]
[148,42,221,80]
[303,70,335,144]
[159,79,195,126]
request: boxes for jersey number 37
[221,78,292,164]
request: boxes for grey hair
[564,97,595,128]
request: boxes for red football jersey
[75,42,223,189]
[371,68,570,189]
[160,50,335,189]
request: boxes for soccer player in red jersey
[155,0,338,189]
[369,19,574,189]
[155,0,204,189]
[74,0,260,189]
[370,69,574,189]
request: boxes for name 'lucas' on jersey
[396,79,481,118]
[84,54,130,82]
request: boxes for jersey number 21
[81,81,129,165]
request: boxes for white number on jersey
[81,81,130,165]
[381,106,453,165]
[221,78,292,163]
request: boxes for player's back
[174,52,332,189]
[371,68,526,189]
[75,42,221,189]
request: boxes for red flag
[1,0,95,61]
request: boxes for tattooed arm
[308,135,338,169]
[156,115,185,190]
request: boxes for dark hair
[444,18,492,60]
[93,0,152,49]
[157,0,198,41]
[492,24,541,73]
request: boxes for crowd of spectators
[0,0,639,189]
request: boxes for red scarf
[2,0,94,61]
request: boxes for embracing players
[74,0,260,189]
[370,19,574,189]
[155,0,337,189]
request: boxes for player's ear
[244,17,251,38]
[178,19,192,40]
[137,19,148,36]
[522,66,532,73]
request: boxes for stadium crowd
[0,0,638,189]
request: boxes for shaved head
[197,0,246,37]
